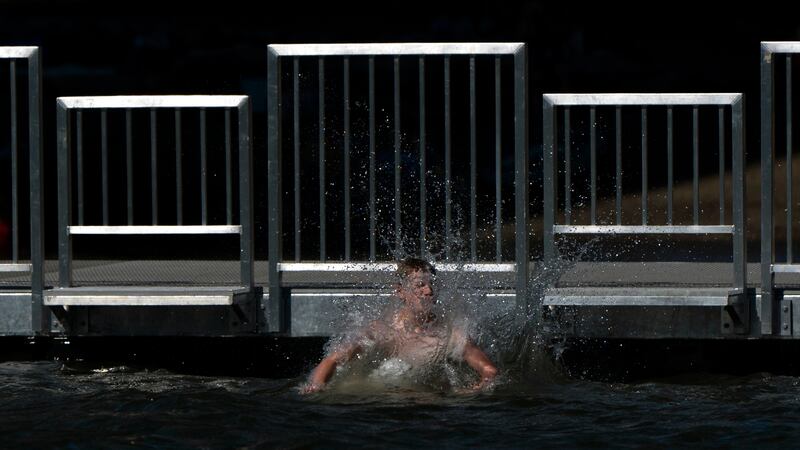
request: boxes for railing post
[514,44,529,315]
[27,48,48,333]
[238,97,254,289]
[761,44,777,335]
[542,95,556,270]
[731,94,747,294]
[267,46,287,333]
[56,100,72,288]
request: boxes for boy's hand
[454,377,495,394]
[299,382,324,394]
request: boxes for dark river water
[3,357,800,449]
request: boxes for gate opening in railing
[543,93,746,293]
[267,43,529,332]
[54,95,253,289]
[0,47,45,332]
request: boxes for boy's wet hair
[396,257,436,280]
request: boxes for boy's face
[397,269,435,314]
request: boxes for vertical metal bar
[101,109,108,225]
[267,47,285,332]
[513,45,529,312]
[732,96,747,294]
[564,108,571,225]
[174,109,182,225]
[369,56,376,261]
[693,106,699,225]
[787,56,793,262]
[641,107,648,225]
[419,56,427,253]
[150,108,158,225]
[494,57,502,262]
[225,109,233,225]
[444,56,452,259]
[57,102,72,287]
[543,97,557,267]
[344,57,351,261]
[590,106,597,225]
[470,56,477,261]
[394,56,402,256]
[9,60,18,260]
[761,45,776,335]
[200,108,208,225]
[76,110,84,225]
[126,109,133,225]
[28,50,46,331]
[719,107,726,226]
[615,106,622,225]
[667,107,674,225]
[238,98,254,289]
[293,57,301,262]
[318,57,326,261]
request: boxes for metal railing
[55,95,254,288]
[267,43,529,332]
[0,47,45,332]
[543,93,746,293]
[761,42,800,335]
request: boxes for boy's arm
[302,343,361,393]
[462,340,498,390]
[302,320,394,393]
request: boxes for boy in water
[301,257,498,393]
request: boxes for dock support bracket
[779,296,800,337]
[722,290,750,335]
[264,287,291,335]
[50,305,70,332]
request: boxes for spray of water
[299,215,611,396]
[290,117,627,394]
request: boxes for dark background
[0,3,799,260]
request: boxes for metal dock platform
[3,42,800,368]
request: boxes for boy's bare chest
[390,327,446,362]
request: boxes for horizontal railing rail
[56,95,254,288]
[267,42,529,332]
[543,93,746,294]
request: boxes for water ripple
[4,362,800,448]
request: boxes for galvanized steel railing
[0,47,45,332]
[267,43,529,332]
[543,93,746,293]
[761,42,800,335]
[55,95,254,288]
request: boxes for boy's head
[396,257,436,280]
[395,257,436,314]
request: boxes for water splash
[302,223,607,396]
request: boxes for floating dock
[2,43,800,368]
